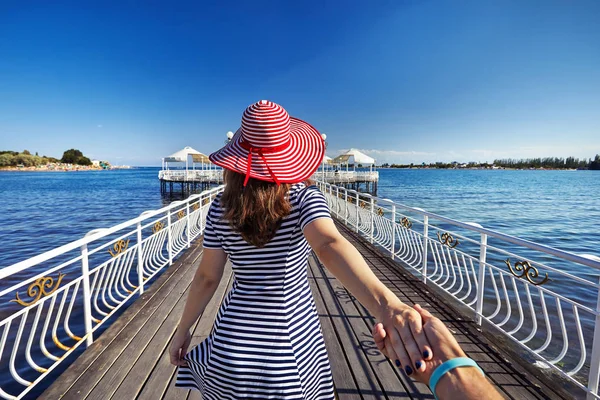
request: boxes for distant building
[92,160,101,167]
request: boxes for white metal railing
[317,181,600,399]
[313,170,379,183]
[0,185,224,399]
[158,169,224,182]
[158,169,379,184]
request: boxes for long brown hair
[221,170,293,247]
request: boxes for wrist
[429,358,485,399]
[374,292,406,321]
[434,365,479,393]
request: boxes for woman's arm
[169,247,227,366]
[304,218,432,374]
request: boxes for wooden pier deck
[42,222,567,400]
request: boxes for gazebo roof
[333,148,375,165]
[323,155,334,165]
[163,147,209,163]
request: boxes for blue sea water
[1,167,598,268]
[375,168,600,258]
[0,167,599,397]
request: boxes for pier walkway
[41,222,565,400]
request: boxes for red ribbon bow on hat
[239,139,291,186]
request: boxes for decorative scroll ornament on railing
[400,217,412,230]
[505,258,550,286]
[193,202,200,211]
[152,221,164,234]
[377,208,384,217]
[437,232,459,248]
[108,239,130,257]
[359,201,366,209]
[11,272,66,307]
[177,210,186,220]
[202,198,210,205]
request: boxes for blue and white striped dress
[176,183,335,400]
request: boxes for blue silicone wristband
[429,357,484,400]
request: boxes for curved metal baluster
[507,278,524,335]
[487,266,502,319]
[520,283,537,343]
[406,228,419,267]
[148,233,163,272]
[39,296,59,361]
[103,258,120,306]
[25,303,47,373]
[52,289,72,351]
[111,251,129,299]
[121,248,136,292]
[0,321,18,400]
[430,241,442,281]
[439,246,452,287]
[549,298,569,365]
[155,229,169,267]
[450,252,464,297]
[497,273,512,327]
[91,268,109,317]
[534,289,553,354]
[410,230,423,269]
[10,312,32,386]
[143,234,159,274]
[121,247,135,294]
[459,255,472,302]
[567,305,586,376]
[464,258,477,305]
[64,281,82,341]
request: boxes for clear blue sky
[1,1,599,165]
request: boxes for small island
[0,149,112,171]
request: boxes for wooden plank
[310,256,427,400]
[40,242,204,399]
[313,256,431,399]
[307,256,361,400]
[151,264,234,400]
[310,252,386,400]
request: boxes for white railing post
[199,197,205,235]
[186,201,191,249]
[136,221,144,295]
[421,215,429,284]
[335,186,340,219]
[80,243,94,347]
[475,232,487,325]
[369,197,374,244]
[587,274,600,399]
[344,189,348,226]
[390,204,396,259]
[167,208,173,266]
[355,191,360,233]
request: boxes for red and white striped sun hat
[209,100,325,186]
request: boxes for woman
[170,100,433,399]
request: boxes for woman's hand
[169,329,192,366]
[373,304,465,383]
[374,299,433,376]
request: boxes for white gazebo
[161,146,215,172]
[333,148,376,172]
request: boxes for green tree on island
[590,154,600,171]
[61,149,92,166]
